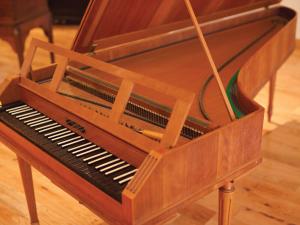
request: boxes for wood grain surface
[0,26,299,225]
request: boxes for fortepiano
[0,0,296,225]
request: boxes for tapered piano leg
[218,182,235,225]
[17,157,39,224]
[268,73,277,122]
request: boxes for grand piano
[0,0,296,224]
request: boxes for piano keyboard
[0,102,138,202]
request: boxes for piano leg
[218,182,235,225]
[17,157,39,224]
[268,73,277,122]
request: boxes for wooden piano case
[0,0,297,225]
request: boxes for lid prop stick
[183,0,236,121]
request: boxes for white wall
[282,0,299,38]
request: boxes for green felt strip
[226,70,244,119]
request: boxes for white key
[6,104,27,112]
[105,164,130,175]
[68,142,92,152]
[94,156,117,168]
[119,176,134,184]
[76,147,101,157]
[26,117,49,125]
[60,138,85,148]
[18,112,41,120]
[83,152,108,162]
[16,111,39,118]
[44,128,67,137]
[8,106,30,113]
[24,116,46,123]
[113,169,137,181]
[38,124,61,133]
[100,161,125,172]
[87,152,111,165]
[57,136,81,145]
[29,119,52,127]
[72,144,96,154]
[51,132,75,141]
[35,123,58,131]
[10,108,32,115]
[47,130,72,139]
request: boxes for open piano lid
[73,0,281,52]
[66,0,293,129]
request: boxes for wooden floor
[0,26,299,225]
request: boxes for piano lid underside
[80,15,286,125]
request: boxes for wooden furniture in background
[48,0,90,24]
[0,0,54,67]
[0,0,297,225]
